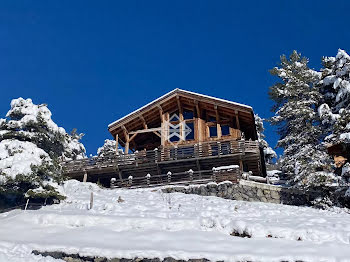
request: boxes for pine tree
[269,51,331,187]
[254,114,277,164]
[318,49,350,144]
[97,139,123,157]
[0,98,86,202]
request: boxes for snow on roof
[108,88,252,129]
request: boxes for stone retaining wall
[32,250,211,262]
[162,180,347,207]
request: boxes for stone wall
[32,250,211,262]
[162,180,346,207]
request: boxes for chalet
[63,89,266,187]
[327,143,350,172]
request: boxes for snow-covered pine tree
[318,49,350,144]
[254,114,277,164]
[0,98,86,203]
[269,51,331,187]
[97,139,123,157]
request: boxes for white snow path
[0,180,350,262]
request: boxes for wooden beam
[122,125,130,154]
[115,134,119,155]
[139,115,148,129]
[235,110,241,130]
[129,133,138,142]
[153,131,162,138]
[195,101,200,118]
[177,95,184,140]
[215,105,221,138]
[129,127,162,135]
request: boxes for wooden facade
[62,89,265,187]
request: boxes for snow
[6,98,66,135]
[0,139,50,182]
[212,165,239,171]
[1,180,350,262]
[340,132,350,142]
[108,89,252,128]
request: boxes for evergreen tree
[254,114,277,164]
[269,51,331,187]
[97,139,123,157]
[0,98,86,202]
[318,49,350,144]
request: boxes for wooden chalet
[63,89,266,187]
[327,143,350,170]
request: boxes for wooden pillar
[122,125,129,154]
[158,105,165,146]
[115,134,119,155]
[235,110,241,130]
[215,105,221,138]
[83,171,88,182]
[177,96,184,141]
[195,101,203,142]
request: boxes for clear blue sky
[0,1,349,156]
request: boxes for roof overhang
[108,88,253,134]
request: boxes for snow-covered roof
[108,88,252,130]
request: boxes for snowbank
[0,180,350,261]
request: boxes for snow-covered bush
[0,98,86,203]
[254,114,277,164]
[97,139,122,157]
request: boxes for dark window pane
[183,110,194,120]
[209,126,217,137]
[221,125,230,136]
[169,134,180,142]
[185,122,195,140]
[169,112,180,122]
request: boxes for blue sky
[0,1,349,156]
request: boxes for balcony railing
[62,139,259,175]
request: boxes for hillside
[0,180,350,262]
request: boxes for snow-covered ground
[1,180,350,262]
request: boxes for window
[221,125,230,136]
[209,126,217,137]
[183,110,194,120]
[185,122,195,140]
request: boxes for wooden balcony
[61,139,261,186]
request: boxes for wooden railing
[62,139,259,174]
[110,168,240,188]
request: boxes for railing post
[188,169,194,182]
[128,176,133,186]
[167,171,172,183]
[146,173,151,186]
[154,148,158,163]
[212,167,217,182]
[110,178,117,188]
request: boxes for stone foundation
[162,180,349,207]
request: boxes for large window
[184,109,195,141]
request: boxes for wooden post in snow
[24,199,29,211]
[90,192,94,210]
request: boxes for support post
[215,105,221,139]
[115,134,119,155]
[83,171,88,182]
